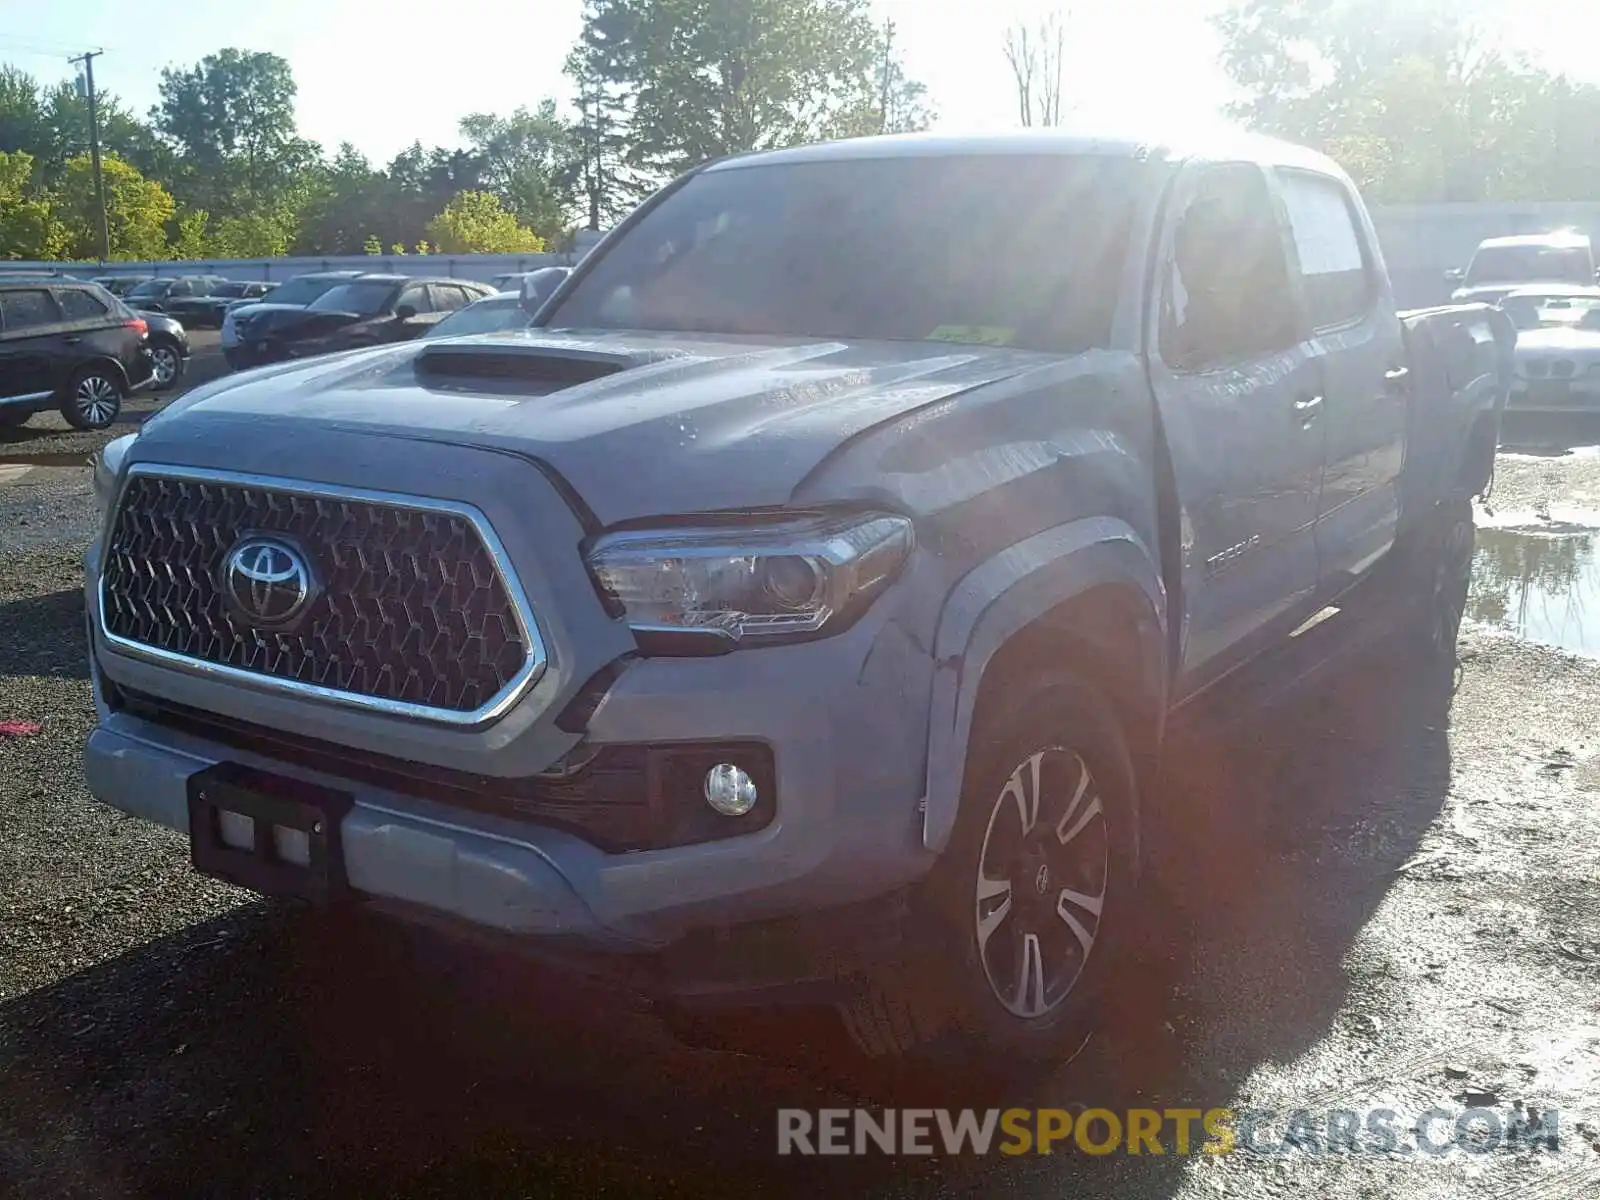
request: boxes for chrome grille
[99,467,544,723]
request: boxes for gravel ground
[2,413,1599,1198]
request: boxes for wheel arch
[59,354,132,397]
[922,517,1169,862]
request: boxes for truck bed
[1396,302,1517,521]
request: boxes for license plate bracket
[187,763,354,904]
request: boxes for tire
[1399,494,1475,661]
[840,674,1138,1063]
[148,341,183,390]
[60,366,124,431]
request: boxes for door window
[169,280,194,298]
[1161,165,1299,372]
[57,288,110,322]
[428,284,469,312]
[0,290,60,334]
[1279,171,1372,329]
[396,285,433,314]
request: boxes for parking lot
[2,354,1600,1197]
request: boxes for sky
[0,0,1598,165]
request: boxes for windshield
[308,280,398,316]
[126,280,168,299]
[257,277,342,306]
[423,296,528,339]
[1500,293,1600,332]
[547,154,1147,352]
[1466,245,1593,286]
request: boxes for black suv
[121,276,226,314]
[227,274,494,367]
[0,278,155,430]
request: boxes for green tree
[152,49,319,218]
[1214,0,1600,202]
[208,212,294,258]
[0,149,65,259]
[170,209,210,259]
[295,143,386,254]
[566,4,653,228]
[458,100,579,244]
[424,191,545,253]
[577,0,924,177]
[58,153,173,260]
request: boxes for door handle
[62,336,82,345]
[1384,365,1409,394]
[1293,393,1323,429]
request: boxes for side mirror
[1445,268,1466,284]
[395,303,417,321]
[520,267,572,315]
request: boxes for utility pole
[69,50,111,263]
[880,19,895,134]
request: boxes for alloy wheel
[151,347,179,388]
[973,746,1109,1020]
[73,375,120,428]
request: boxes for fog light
[703,763,758,817]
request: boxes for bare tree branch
[1004,10,1071,127]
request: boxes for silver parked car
[1501,286,1600,412]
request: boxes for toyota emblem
[221,536,317,627]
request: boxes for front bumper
[83,535,938,958]
[1507,377,1600,413]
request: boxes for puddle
[1469,522,1600,656]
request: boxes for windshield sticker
[925,325,1017,346]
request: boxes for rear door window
[428,284,469,312]
[0,289,61,334]
[56,288,111,322]
[1278,171,1373,329]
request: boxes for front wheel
[148,342,183,390]
[839,674,1138,1063]
[60,367,124,431]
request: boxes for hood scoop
[414,340,655,390]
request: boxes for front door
[1147,163,1329,695]
[1274,168,1408,587]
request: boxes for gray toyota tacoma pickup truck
[83,130,1513,1063]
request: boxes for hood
[228,301,322,328]
[1454,281,1585,304]
[135,328,1053,525]
[236,306,367,340]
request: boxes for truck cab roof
[706,126,1351,180]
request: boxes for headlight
[586,510,914,650]
[93,432,138,518]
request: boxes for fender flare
[921,516,1168,853]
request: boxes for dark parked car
[0,277,155,429]
[225,274,494,366]
[94,276,154,298]
[121,275,227,314]
[419,291,530,338]
[221,271,366,370]
[133,309,191,391]
[163,280,274,329]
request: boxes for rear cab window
[56,288,111,323]
[0,289,61,335]
[1276,169,1375,330]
